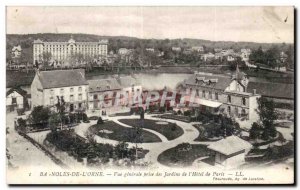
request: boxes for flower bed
[119,119,184,140]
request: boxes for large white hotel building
[33,36,108,64]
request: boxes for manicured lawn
[155,114,191,123]
[157,143,209,167]
[193,123,222,142]
[89,121,162,143]
[119,119,184,140]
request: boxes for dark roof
[184,73,232,90]
[38,69,88,89]
[248,82,294,99]
[88,79,121,92]
[6,87,27,97]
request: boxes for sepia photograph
[5,6,295,185]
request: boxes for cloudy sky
[6,6,294,43]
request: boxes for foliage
[249,122,261,140]
[249,46,282,68]
[28,106,51,125]
[48,112,61,132]
[97,117,104,124]
[16,118,27,134]
[256,97,278,140]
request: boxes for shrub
[97,117,104,124]
[184,110,191,116]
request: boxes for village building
[178,66,261,121]
[145,48,155,52]
[201,52,215,62]
[171,47,182,52]
[117,76,142,106]
[11,45,22,59]
[191,46,204,52]
[30,69,88,112]
[6,87,28,112]
[240,48,251,61]
[207,136,252,168]
[33,37,108,65]
[87,78,122,110]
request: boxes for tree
[257,97,278,140]
[114,141,129,160]
[48,112,61,132]
[42,52,52,68]
[285,45,294,69]
[130,125,143,159]
[28,106,51,127]
[249,122,261,139]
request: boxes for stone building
[30,69,88,112]
[178,66,261,121]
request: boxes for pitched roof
[184,73,232,90]
[248,81,294,99]
[207,136,252,156]
[38,69,88,89]
[12,45,22,52]
[88,78,121,92]
[6,87,27,97]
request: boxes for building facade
[178,68,261,121]
[87,79,122,110]
[6,87,27,112]
[33,37,108,65]
[11,45,22,59]
[31,69,88,112]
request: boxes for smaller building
[240,49,251,61]
[207,136,252,169]
[171,47,182,52]
[11,45,22,59]
[145,48,155,52]
[191,46,204,52]
[6,87,27,112]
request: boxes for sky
[6,6,294,43]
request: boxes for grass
[157,143,209,167]
[89,121,162,143]
[119,119,184,141]
[193,123,222,142]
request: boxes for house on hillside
[191,46,204,53]
[172,47,182,52]
[207,136,252,168]
[6,87,28,112]
[11,45,22,59]
[31,69,88,112]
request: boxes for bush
[97,117,104,124]
[183,110,191,116]
[17,108,25,116]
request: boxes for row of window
[50,87,83,95]
[192,88,247,106]
[49,94,83,105]
[227,106,247,117]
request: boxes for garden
[157,143,209,167]
[45,129,149,167]
[118,119,184,140]
[88,121,162,143]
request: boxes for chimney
[253,89,256,95]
